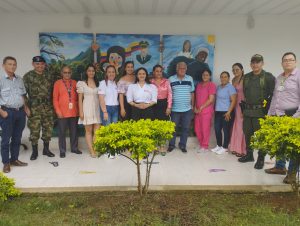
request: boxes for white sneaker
[211,146,221,153]
[215,147,228,155]
[109,154,115,159]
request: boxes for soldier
[23,56,55,160]
[238,54,275,169]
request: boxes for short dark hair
[220,71,230,78]
[3,56,16,64]
[202,68,212,77]
[282,52,296,61]
[135,67,150,84]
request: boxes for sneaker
[109,154,115,159]
[211,146,221,153]
[215,147,228,155]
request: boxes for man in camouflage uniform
[238,54,275,169]
[23,56,55,160]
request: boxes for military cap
[32,56,46,63]
[139,41,149,48]
[251,54,264,63]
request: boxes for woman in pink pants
[194,69,216,152]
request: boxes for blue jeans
[0,108,26,164]
[275,159,298,173]
[214,111,233,149]
[100,105,119,126]
[169,110,193,149]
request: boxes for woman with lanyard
[77,64,101,158]
[127,67,157,120]
[53,66,81,158]
[211,71,237,155]
[150,64,172,121]
[229,63,247,157]
[117,61,135,121]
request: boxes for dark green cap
[251,54,263,63]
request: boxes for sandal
[235,153,245,157]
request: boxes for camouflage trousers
[27,105,54,145]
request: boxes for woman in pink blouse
[229,63,246,157]
[150,64,172,120]
[194,69,216,152]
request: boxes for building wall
[1,13,300,78]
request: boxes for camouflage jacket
[23,70,54,107]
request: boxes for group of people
[0,52,299,185]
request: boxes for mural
[96,33,161,78]
[39,32,94,81]
[163,35,215,84]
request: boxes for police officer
[238,54,275,169]
[0,56,29,173]
[23,56,55,160]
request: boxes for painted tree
[94,119,175,196]
[39,33,65,61]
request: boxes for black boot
[43,142,55,157]
[238,152,254,163]
[254,155,265,169]
[30,145,38,160]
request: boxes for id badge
[277,85,285,92]
[69,103,73,109]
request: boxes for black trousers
[131,106,154,121]
[57,117,78,153]
[153,99,169,121]
[121,96,132,121]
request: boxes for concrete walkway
[6,128,291,193]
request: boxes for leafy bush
[251,116,300,160]
[0,172,21,202]
[94,119,175,195]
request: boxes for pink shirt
[150,78,172,108]
[195,81,216,114]
[268,68,300,118]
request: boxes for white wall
[1,13,300,79]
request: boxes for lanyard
[62,79,72,102]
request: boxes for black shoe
[43,142,55,157]
[180,148,187,153]
[71,150,82,154]
[167,147,174,152]
[60,153,66,158]
[30,145,38,161]
[238,152,254,163]
[254,155,265,169]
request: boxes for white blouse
[98,80,119,106]
[127,83,157,104]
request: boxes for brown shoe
[283,173,296,184]
[10,160,28,167]
[3,164,11,173]
[264,167,287,175]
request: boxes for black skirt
[121,96,132,121]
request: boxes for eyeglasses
[282,59,296,63]
[63,72,71,74]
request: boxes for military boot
[238,151,254,163]
[254,155,265,169]
[42,142,55,157]
[30,145,38,160]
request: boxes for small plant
[94,119,175,196]
[251,116,300,194]
[0,172,21,202]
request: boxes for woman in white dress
[77,64,101,158]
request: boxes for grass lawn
[1,191,300,226]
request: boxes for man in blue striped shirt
[168,62,194,153]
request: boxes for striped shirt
[0,73,26,108]
[169,74,194,112]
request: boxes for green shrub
[94,119,175,196]
[0,172,21,202]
